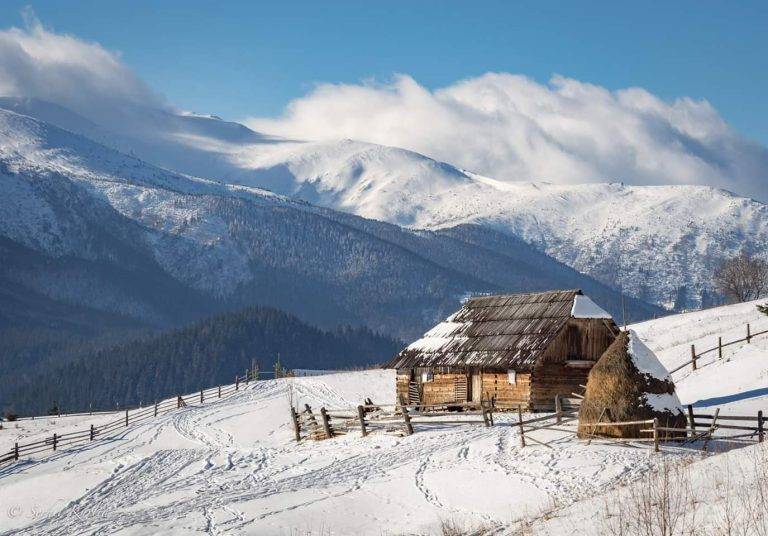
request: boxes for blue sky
[0,0,766,147]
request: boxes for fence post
[200,389,204,404]
[14,442,19,461]
[154,400,158,417]
[52,433,57,452]
[718,337,723,359]
[235,375,239,391]
[402,406,414,435]
[320,407,333,439]
[125,409,129,427]
[245,369,250,385]
[90,424,94,441]
[653,418,659,453]
[357,405,368,437]
[218,385,221,398]
[691,345,697,371]
[747,324,752,344]
[517,405,526,448]
[555,395,562,424]
[487,400,494,426]
[177,395,181,409]
[759,410,764,443]
[687,404,696,437]
[290,407,301,441]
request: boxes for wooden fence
[291,400,496,441]
[669,322,768,374]
[291,395,766,454]
[0,370,256,466]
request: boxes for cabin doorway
[470,370,482,403]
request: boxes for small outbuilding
[578,329,686,439]
[385,289,620,410]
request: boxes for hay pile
[578,330,686,439]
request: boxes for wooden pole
[218,385,221,398]
[718,337,723,359]
[747,323,752,343]
[200,389,204,404]
[517,405,526,448]
[154,400,158,417]
[290,407,301,442]
[235,375,239,391]
[402,406,414,435]
[245,369,250,385]
[555,395,562,424]
[90,424,94,441]
[177,395,182,408]
[357,405,368,437]
[14,442,19,461]
[690,344,697,371]
[320,407,333,439]
[52,433,57,452]
[759,410,764,443]
[125,409,129,427]
[653,418,659,452]
[487,400,494,426]
[687,404,696,437]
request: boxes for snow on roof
[387,290,619,370]
[571,294,612,319]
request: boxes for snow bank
[627,329,672,381]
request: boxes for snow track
[0,350,756,535]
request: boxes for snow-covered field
[1,300,767,535]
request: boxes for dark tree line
[1,307,401,416]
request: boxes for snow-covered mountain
[227,142,768,310]
[3,96,765,311]
[0,106,653,340]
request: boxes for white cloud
[0,12,765,201]
[246,73,768,201]
[0,9,165,127]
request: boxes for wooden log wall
[529,362,591,410]
[422,372,465,405]
[480,371,531,409]
[396,372,411,404]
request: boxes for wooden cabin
[385,289,620,411]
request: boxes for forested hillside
[2,307,401,416]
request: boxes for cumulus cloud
[0,9,166,128]
[246,73,768,201]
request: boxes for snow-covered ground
[633,298,768,415]
[0,300,767,535]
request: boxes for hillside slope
[1,307,401,415]
[0,107,658,341]
[632,299,768,413]
[3,302,768,535]
[3,97,766,311]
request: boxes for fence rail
[669,323,768,374]
[289,394,765,455]
[0,370,258,466]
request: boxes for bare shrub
[438,517,497,536]
[601,460,699,536]
[714,254,768,303]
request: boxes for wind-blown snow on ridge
[2,97,766,311]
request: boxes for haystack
[578,330,686,439]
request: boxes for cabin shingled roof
[385,289,585,370]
